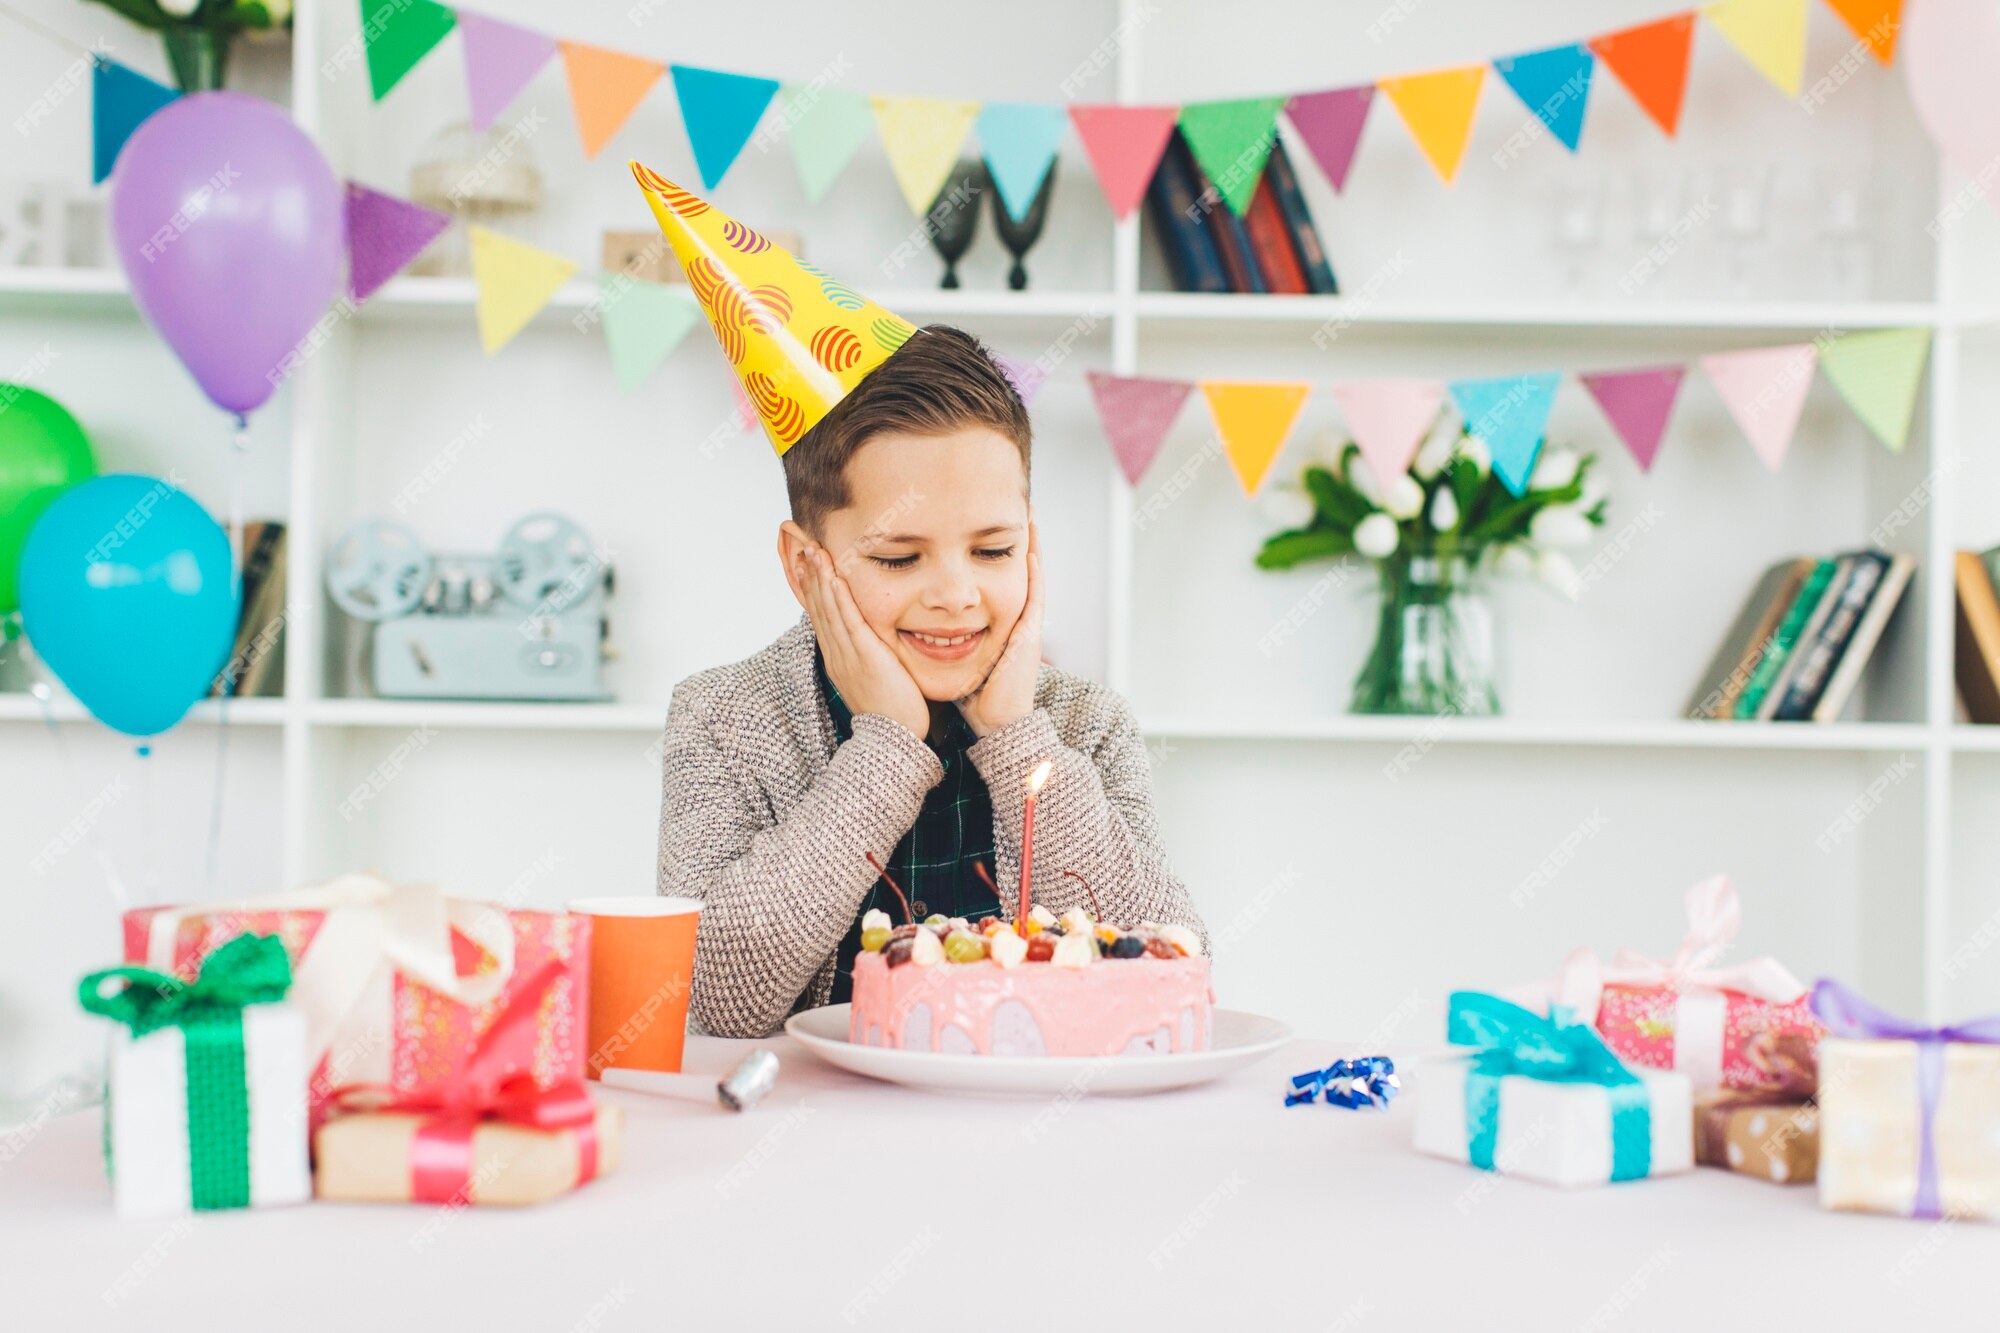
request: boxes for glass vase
[1350,554,1499,717]
[162,27,231,92]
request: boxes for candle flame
[1027,760,1053,794]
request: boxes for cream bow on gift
[1545,874,1806,1089]
[137,874,518,1089]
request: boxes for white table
[2,1034,1986,1331]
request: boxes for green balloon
[0,385,97,615]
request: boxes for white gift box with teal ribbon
[1414,992,1693,1188]
[82,934,312,1219]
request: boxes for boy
[638,165,1206,1039]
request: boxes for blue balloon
[18,474,238,737]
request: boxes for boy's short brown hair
[783,324,1031,538]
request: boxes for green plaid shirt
[818,647,1000,1003]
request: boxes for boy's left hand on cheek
[957,521,1043,739]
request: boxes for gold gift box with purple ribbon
[1814,979,2000,1223]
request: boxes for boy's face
[782,426,1030,703]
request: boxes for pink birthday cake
[848,906,1212,1057]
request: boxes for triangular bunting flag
[1579,366,1686,472]
[670,65,781,189]
[361,0,456,102]
[1283,86,1374,192]
[995,354,1049,408]
[345,182,452,302]
[459,12,556,133]
[1702,0,1809,98]
[92,59,178,185]
[1377,66,1486,184]
[1700,344,1817,471]
[560,41,665,159]
[1492,43,1595,153]
[1449,373,1563,496]
[1817,327,1931,453]
[599,274,701,393]
[789,86,874,203]
[469,226,578,355]
[870,95,983,216]
[978,103,1069,222]
[1328,379,1447,486]
[1086,371,1193,485]
[1178,97,1288,217]
[1200,381,1311,496]
[1068,105,1179,220]
[1588,14,1695,137]
[1824,0,1901,64]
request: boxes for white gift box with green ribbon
[82,933,312,1218]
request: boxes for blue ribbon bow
[1447,991,1654,1182]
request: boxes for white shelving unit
[9,0,2000,1095]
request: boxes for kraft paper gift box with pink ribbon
[120,874,591,1122]
[314,956,623,1207]
[1812,979,2000,1223]
[1524,875,1824,1092]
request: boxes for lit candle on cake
[1017,760,1054,934]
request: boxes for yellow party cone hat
[630,161,919,456]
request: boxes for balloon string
[24,663,132,911]
[0,1,105,65]
[205,413,252,897]
[137,740,154,901]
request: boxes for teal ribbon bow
[79,933,294,1211]
[1447,990,1655,1182]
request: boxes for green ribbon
[80,933,294,1210]
[1447,990,1654,1182]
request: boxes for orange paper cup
[569,896,701,1078]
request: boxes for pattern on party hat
[630,161,918,456]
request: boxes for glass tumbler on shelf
[1627,165,1693,301]
[1550,176,1606,297]
[1718,162,1776,299]
[1815,168,1873,301]
[1351,554,1500,717]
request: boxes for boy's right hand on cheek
[796,544,931,741]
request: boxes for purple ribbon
[1811,978,2000,1219]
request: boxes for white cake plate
[784,1004,1293,1096]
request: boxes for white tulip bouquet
[1256,413,1609,714]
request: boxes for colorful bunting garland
[1084,328,1928,496]
[350,0,1905,218]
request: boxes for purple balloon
[110,92,343,417]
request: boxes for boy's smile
[782,425,1030,703]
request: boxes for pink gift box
[1594,981,1823,1092]
[122,875,590,1117]
[1520,875,1825,1092]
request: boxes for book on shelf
[1750,554,1851,720]
[1144,129,1229,294]
[210,521,286,699]
[1692,548,1911,724]
[1808,553,1912,722]
[1731,557,1836,719]
[1144,130,1337,295]
[1685,558,1814,719]
[1261,138,1338,294]
[1955,549,2000,724]
[1242,177,1308,294]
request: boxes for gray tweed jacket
[655,613,1208,1038]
